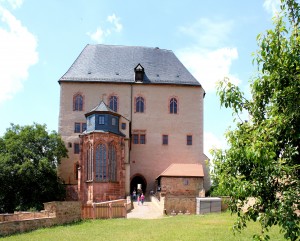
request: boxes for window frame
[162,135,169,145]
[133,134,139,144]
[82,123,87,132]
[169,97,178,114]
[112,117,116,126]
[99,115,105,125]
[74,143,80,154]
[74,122,86,133]
[95,143,107,181]
[135,96,145,113]
[132,130,146,144]
[140,134,146,144]
[74,123,81,133]
[73,93,84,111]
[109,95,118,112]
[186,135,193,145]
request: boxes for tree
[211,0,300,240]
[0,123,68,213]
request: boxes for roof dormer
[134,64,144,82]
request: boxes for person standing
[132,189,137,201]
[141,193,145,205]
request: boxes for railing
[82,199,128,219]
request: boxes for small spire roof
[85,100,118,117]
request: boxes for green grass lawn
[1,212,285,241]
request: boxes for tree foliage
[0,123,68,213]
[211,0,300,240]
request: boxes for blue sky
[0,0,280,158]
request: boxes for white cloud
[0,6,38,104]
[177,18,241,92]
[177,47,239,92]
[0,0,23,9]
[107,14,123,33]
[263,0,280,16]
[87,27,106,43]
[179,18,234,48]
[87,13,123,43]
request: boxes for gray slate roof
[59,44,201,86]
[85,100,119,117]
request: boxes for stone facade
[58,45,210,203]
[78,132,126,203]
[160,176,204,196]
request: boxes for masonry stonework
[0,201,81,237]
[58,45,210,203]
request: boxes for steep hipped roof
[157,163,204,179]
[59,44,201,86]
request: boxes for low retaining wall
[0,201,81,237]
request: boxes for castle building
[58,44,209,203]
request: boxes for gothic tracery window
[95,144,107,181]
[109,144,117,182]
[170,97,178,114]
[73,93,83,111]
[109,95,118,112]
[136,96,144,113]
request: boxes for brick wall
[0,201,81,237]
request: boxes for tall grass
[1,212,284,241]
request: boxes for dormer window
[134,64,144,82]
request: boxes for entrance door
[130,175,147,194]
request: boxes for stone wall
[0,201,81,237]
[161,176,204,196]
[164,195,196,215]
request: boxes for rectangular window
[121,123,126,130]
[132,130,146,144]
[162,135,168,145]
[133,134,139,144]
[88,116,92,126]
[82,123,87,132]
[187,135,193,145]
[74,123,81,133]
[99,115,105,125]
[68,142,72,148]
[74,143,80,154]
[183,178,189,185]
[140,134,146,144]
[112,117,116,126]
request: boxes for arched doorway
[130,174,147,195]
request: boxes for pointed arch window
[136,96,145,113]
[95,144,107,181]
[73,94,83,111]
[109,144,117,182]
[86,146,93,181]
[109,95,118,112]
[170,97,178,114]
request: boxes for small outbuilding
[156,163,205,214]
